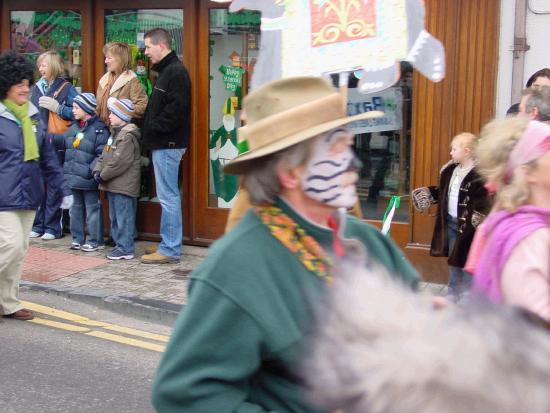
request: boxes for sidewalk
[20,236,446,325]
[21,237,207,325]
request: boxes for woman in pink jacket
[471,117,550,323]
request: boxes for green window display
[208,8,261,209]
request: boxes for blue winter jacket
[0,101,70,211]
[52,116,109,190]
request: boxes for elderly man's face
[301,127,361,209]
[518,94,537,119]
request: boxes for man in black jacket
[141,28,191,264]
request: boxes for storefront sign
[347,87,402,134]
[219,65,246,92]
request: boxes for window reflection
[347,62,412,223]
[11,11,83,89]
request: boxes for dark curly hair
[0,50,35,100]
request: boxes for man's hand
[60,195,74,210]
[38,96,60,113]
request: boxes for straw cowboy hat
[224,76,384,175]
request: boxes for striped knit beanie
[73,93,97,115]
[107,97,134,123]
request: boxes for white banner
[347,87,403,134]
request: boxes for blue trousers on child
[447,216,473,302]
[70,189,104,246]
[107,192,137,255]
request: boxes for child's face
[450,140,471,164]
[72,103,87,120]
[109,112,126,127]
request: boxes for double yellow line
[21,301,169,353]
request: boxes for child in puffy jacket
[93,97,141,260]
[53,93,109,252]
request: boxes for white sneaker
[29,231,42,238]
[81,243,105,252]
[41,233,56,240]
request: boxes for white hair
[304,263,550,413]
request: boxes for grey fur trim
[471,210,486,228]
[304,265,550,413]
[411,186,434,212]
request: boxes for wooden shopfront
[0,0,500,282]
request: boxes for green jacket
[152,198,420,413]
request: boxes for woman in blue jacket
[0,51,72,321]
[29,50,77,240]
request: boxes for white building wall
[496,0,550,118]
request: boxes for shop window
[10,11,83,89]
[348,63,413,223]
[208,8,260,209]
[104,9,184,203]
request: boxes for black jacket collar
[152,51,179,73]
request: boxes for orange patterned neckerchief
[256,205,333,282]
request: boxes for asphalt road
[0,291,172,413]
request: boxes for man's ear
[531,107,540,120]
[277,163,303,190]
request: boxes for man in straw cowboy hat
[152,76,420,412]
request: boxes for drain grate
[171,269,191,280]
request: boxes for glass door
[94,0,195,241]
[194,1,261,242]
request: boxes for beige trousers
[0,210,36,315]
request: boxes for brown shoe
[4,308,34,320]
[144,244,158,255]
[141,252,180,264]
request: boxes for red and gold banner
[310,0,376,47]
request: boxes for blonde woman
[471,117,550,323]
[96,42,148,126]
[29,50,77,240]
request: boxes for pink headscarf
[505,120,550,181]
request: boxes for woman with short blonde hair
[96,42,147,126]
[29,49,77,240]
[36,51,66,79]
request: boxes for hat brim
[224,110,384,175]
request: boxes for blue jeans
[152,148,185,258]
[107,192,137,255]
[32,184,63,237]
[70,189,104,246]
[447,216,472,301]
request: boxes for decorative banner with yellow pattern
[228,0,445,94]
